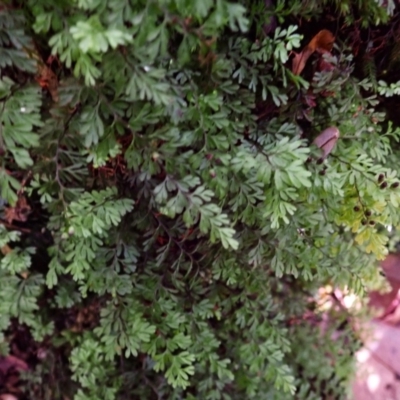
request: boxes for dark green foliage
[0,0,400,399]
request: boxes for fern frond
[363,54,378,88]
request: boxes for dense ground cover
[2,0,400,399]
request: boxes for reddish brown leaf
[292,30,335,76]
[4,196,31,224]
[0,355,28,375]
[292,47,314,76]
[35,64,59,102]
[312,126,340,158]
[303,92,317,108]
[308,29,335,53]
[0,244,12,256]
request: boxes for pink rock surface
[352,320,400,400]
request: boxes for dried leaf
[303,92,317,108]
[0,244,12,255]
[308,29,335,53]
[312,126,340,158]
[24,45,59,102]
[292,47,314,76]
[0,355,28,375]
[292,30,335,76]
[36,63,59,102]
[4,196,31,224]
